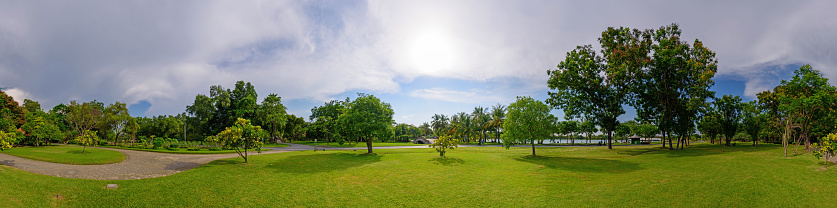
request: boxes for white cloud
[410,88,505,104]
[3,88,34,104]
[0,0,835,117]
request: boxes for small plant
[813,133,837,168]
[187,147,201,151]
[429,135,459,158]
[208,147,222,151]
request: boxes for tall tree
[22,99,41,114]
[431,114,449,136]
[256,94,287,143]
[487,104,506,143]
[741,101,767,146]
[634,23,717,150]
[697,107,722,144]
[579,120,598,144]
[557,120,579,145]
[419,122,433,136]
[547,26,651,149]
[22,113,63,147]
[338,94,394,154]
[502,96,554,156]
[65,101,104,142]
[714,95,743,146]
[776,65,836,152]
[310,100,345,144]
[0,89,25,128]
[101,102,132,144]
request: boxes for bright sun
[406,29,457,75]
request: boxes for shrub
[166,147,180,151]
[187,148,201,151]
[98,141,109,146]
[169,144,180,149]
[152,138,164,148]
[733,132,751,142]
[208,147,222,151]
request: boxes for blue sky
[1,1,835,126]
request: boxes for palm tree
[472,106,489,144]
[487,104,506,143]
[419,122,433,136]
[431,114,449,136]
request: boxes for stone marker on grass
[106,184,118,189]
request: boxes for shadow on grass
[516,156,642,174]
[266,153,381,173]
[614,143,781,158]
[66,150,91,154]
[430,157,464,166]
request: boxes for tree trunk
[244,148,248,163]
[531,140,536,156]
[607,131,612,150]
[366,137,373,154]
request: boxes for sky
[1,0,835,126]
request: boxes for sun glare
[406,29,457,75]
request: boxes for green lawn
[262,143,290,148]
[1,145,126,165]
[1,143,835,207]
[291,141,426,148]
[100,146,273,154]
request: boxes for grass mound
[1,145,126,165]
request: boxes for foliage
[715,95,743,146]
[502,96,555,156]
[813,133,837,168]
[633,23,717,149]
[310,100,346,144]
[732,132,751,142]
[429,135,459,158]
[21,114,63,147]
[65,101,105,142]
[0,89,26,127]
[741,101,767,146]
[256,94,287,142]
[0,130,18,150]
[757,64,837,157]
[548,26,649,149]
[337,93,394,154]
[215,118,266,163]
[74,130,99,153]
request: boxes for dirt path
[0,146,287,180]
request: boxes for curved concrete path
[0,146,288,180]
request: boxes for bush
[169,144,180,149]
[98,141,109,146]
[187,148,201,151]
[166,147,180,151]
[208,147,222,151]
[733,132,751,142]
[152,138,164,148]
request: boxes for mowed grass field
[1,145,125,165]
[1,143,835,207]
[291,141,426,148]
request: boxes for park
[2,2,837,207]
